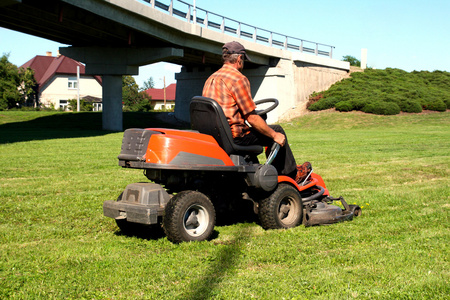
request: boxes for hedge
[307,69,449,115]
[362,101,401,115]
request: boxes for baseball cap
[222,41,251,61]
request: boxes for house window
[68,77,78,89]
[59,100,68,110]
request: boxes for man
[202,41,311,184]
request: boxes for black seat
[190,96,263,156]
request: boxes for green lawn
[1,110,449,299]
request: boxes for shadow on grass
[114,224,167,241]
[183,225,253,299]
[0,111,188,144]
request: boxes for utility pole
[77,66,80,112]
[163,76,166,108]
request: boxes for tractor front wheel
[259,184,303,230]
[163,191,216,243]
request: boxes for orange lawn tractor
[103,97,361,243]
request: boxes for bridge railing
[141,0,334,58]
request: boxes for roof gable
[20,55,102,89]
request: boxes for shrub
[398,99,422,113]
[335,101,353,112]
[68,99,94,111]
[384,94,408,105]
[131,98,153,112]
[362,101,401,115]
[349,98,369,110]
[443,96,450,109]
[423,99,447,112]
[307,69,449,114]
[308,97,340,111]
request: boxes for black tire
[163,191,216,243]
[259,184,303,230]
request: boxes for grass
[0,110,449,299]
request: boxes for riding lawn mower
[103,96,361,243]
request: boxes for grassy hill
[308,68,450,115]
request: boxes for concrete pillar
[361,48,368,70]
[174,67,211,122]
[102,75,123,131]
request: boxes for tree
[0,53,37,110]
[122,75,153,112]
[142,76,155,91]
[342,55,361,67]
[18,66,37,107]
[0,54,21,110]
[122,75,140,108]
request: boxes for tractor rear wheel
[259,183,303,230]
[163,191,216,243]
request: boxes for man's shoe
[295,162,312,184]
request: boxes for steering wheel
[254,98,279,116]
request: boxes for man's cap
[222,41,251,61]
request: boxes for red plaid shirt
[202,64,256,138]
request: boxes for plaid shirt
[202,64,256,138]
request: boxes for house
[144,83,176,110]
[21,52,102,111]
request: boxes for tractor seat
[190,96,263,156]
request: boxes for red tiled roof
[20,55,102,89]
[144,83,176,101]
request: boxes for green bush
[308,96,340,111]
[68,99,94,112]
[423,99,447,112]
[349,98,368,110]
[335,101,353,112]
[131,98,153,112]
[398,99,422,113]
[308,69,449,115]
[362,101,401,115]
[443,97,450,109]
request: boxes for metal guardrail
[141,0,334,58]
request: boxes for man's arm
[245,112,286,146]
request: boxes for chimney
[57,50,61,57]
[46,51,52,57]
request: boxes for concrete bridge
[0,0,349,130]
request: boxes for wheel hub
[183,204,209,237]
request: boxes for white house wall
[39,75,102,109]
[153,100,175,110]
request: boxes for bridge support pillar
[102,75,123,131]
[174,67,211,123]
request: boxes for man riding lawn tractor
[102,42,361,243]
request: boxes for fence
[141,0,334,58]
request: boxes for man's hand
[245,112,286,147]
[273,132,286,147]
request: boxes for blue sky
[1,0,449,88]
